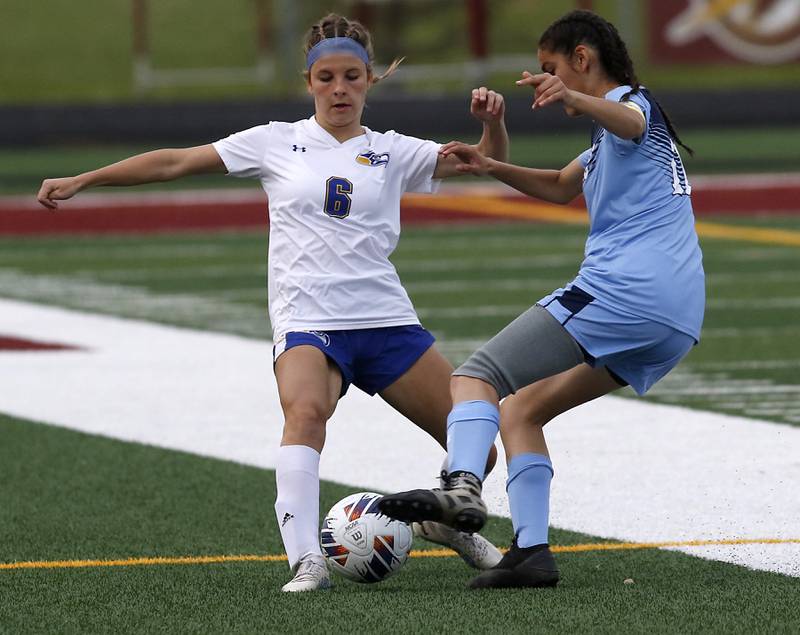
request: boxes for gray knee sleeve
[454,304,584,399]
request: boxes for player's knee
[450,374,500,404]
[453,348,510,401]
[282,402,328,444]
[500,397,548,431]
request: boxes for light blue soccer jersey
[574,85,705,341]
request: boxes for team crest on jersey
[356,150,390,167]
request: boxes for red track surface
[0,336,82,351]
[2,179,798,235]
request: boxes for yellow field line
[406,194,800,247]
[694,221,800,247]
[407,195,588,226]
[2,538,798,572]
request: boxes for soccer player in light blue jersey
[379,9,705,589]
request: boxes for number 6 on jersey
[324,177,353,219]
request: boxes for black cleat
[468,540,559,590]
[377,471,488,534]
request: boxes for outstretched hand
[439,141,490,176]
[37,177,83,210]
[470,86,505,123]
[516,71,573,110]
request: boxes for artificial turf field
[1,206,799,632]
[1,218,798,426]
[1,411,799,634]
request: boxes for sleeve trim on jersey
[621,101,647,145]
[622,100,646,122]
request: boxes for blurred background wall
[1,0,798,144]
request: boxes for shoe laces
[444,470,483,495]
[293,557,326,582]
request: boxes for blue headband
[306,37,370,70]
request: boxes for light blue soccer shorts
[539,285,696,395]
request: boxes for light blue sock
[507,452,554,547]
[446,400,499,480]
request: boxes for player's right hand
[516,71,573,110]
[37,177,83,210]
[439,141,490,176]
[470,86,505,123]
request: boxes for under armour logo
[281,512,294,527]
[292,145,306,152]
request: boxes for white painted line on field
[5,172,799,210]
[1,298,798,578]
[417,305,529,319]
[395,253,580,272]
[0,188,267,211]
[706,297,800,309]
[699,360,800,371]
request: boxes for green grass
[2,413,799,634]
[0,217,799,426]
[2,194,800,630]
[5,126,800,196]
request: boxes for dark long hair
[539,10,693,156]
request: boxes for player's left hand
[439,141,490,176]
[516,71,574,110]
[470,87,505,123]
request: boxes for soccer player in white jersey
[379,10,705,590]
[37,14,510,592]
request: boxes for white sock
[274,444,322,570]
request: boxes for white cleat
[413,520,503,570]
[281,555,332,593]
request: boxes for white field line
[717,248,799,262]
[0,188,267,211]
[1,298,798,577]
[0,243,232,260]
[404,279,561,294]
[0,270,269,339]
[395,253,580,272]
[654,385,800,396]
[398,234,586,251]
[707,271,800,285]
[417,305,529,319]
[705,297,800,309]
[651,366,800,425]
[693,359,800,370]
[700,326,800,338]
[5,173,799,209]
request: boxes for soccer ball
[320,492,413,583]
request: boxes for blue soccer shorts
[539,285,696,395]
[273,325,436,396]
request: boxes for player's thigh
[378,344,453,449]
[500,363,621,456]
[274,344,342,423]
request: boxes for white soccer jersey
[212,116,441,341]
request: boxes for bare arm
[439,141,584,205]
[433,87,509,179]
[486,156,584,204]
[37,144,226,209]
[518,71,645,141]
